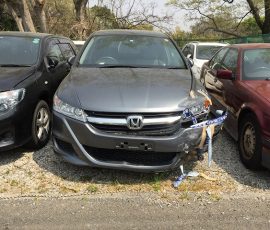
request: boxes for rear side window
[59,43,75,59]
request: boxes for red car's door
[216,48,240,139]
[202,47,229,92]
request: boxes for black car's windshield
[243,48,270,80]
[79,35,186,69]
[196,45,223,60]
[0,36,40,66]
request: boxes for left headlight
[53,95,87,122]
[183,99,211,119]
[0,89,25,114]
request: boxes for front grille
[91,122,181,136]
[86,111,182,136]
[84,146,177,166]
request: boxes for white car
[73,40,85,50]
[182,42,228,79]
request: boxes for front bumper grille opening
[90,122,181,136]
[84,146,177,166]
[55,138,76,155]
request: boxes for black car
[0,32,76,151]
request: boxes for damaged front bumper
[52,111,223,172]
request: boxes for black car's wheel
[29,100,51,149]
[238,114,262,169]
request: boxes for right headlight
[53,95,87,122]
[0,88,25,114]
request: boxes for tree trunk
[262,0,270,34]
[73,0,88,39]
[73,0,88,22]
[6,3,24,31]
[21,0,36,32]
[34,0,47,33]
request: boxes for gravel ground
[0,130,270,200]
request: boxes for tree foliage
[0,0,171,40]
[168,0,270,36]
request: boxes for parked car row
[1,30,269,172]
[0,30,222,173]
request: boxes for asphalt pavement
[0,194,270,229]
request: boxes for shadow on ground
[0,148,25,166]
[32,141,198,186]
[212,130,270,190]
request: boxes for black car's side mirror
[68,55,76,66]
[47,57,59,69]
[216,69,233,80]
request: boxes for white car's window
[196,45,224,60]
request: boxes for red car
[200,43,270,170]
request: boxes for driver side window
[209,47,229,70]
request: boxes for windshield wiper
[98,65,140,68]
[0,64,31,67]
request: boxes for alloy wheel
[36,107,50,141]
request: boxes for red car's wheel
[238,114,262,170]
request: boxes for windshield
[79,35,186,69]
[0,36,40,66]
[243,48,270,80]
[196,45,223,60]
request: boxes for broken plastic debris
[187,171,199,177]
[200,173,217,181]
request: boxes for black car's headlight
[53,95,87,122]
[0,89,25,114]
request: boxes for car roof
[0,31,71,41]
[0,31,53,38]
[188,42,228,46]
[230,43,270,49]
[91,29,167,38]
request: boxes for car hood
[0,66,36,91]
[244,80,270,103]
[60,68,195,113]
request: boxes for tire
[238,113,262,170]
[28,100,51,149]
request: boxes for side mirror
[187,53,193,59]
[68,55,76,66]
[47,57,59,69]
[216,69,233,80]
[187,57,194,67]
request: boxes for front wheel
[28,100,51,149]
[238,114,262,170]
